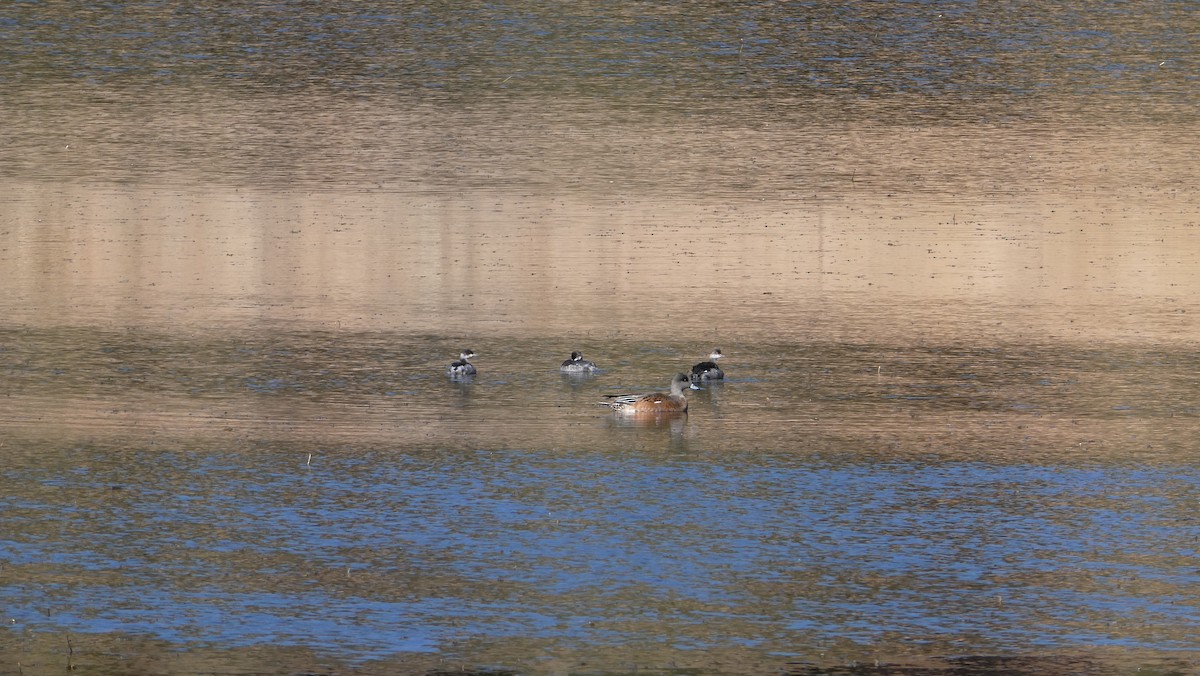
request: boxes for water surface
[2,1,1199,674]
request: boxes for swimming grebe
[560,351,598,374]
[447,349,477,377]
[690,349,724,382]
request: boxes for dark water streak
[2,1,1196,111]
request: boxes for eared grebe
[560,351,598,373]
[447,349,477,377]
[690,349,724,382]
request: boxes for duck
[447,349,477,377]
[601,373,697,413]
[560,351,598,374]
[690,349,724,382]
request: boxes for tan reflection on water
[3,118,1199,345]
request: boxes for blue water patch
[243,376,300,393]
[4,443,1200,660]
[10,455,1200,642]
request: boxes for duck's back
[624,392,687,413]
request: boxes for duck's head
[673,372,701,391]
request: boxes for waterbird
[560,351,598,374]
[690,349,725,382]
[447,349,477,377]
[601,373,697,413]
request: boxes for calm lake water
[2,2,1199,674]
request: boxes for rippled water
[2,1,1200,674]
